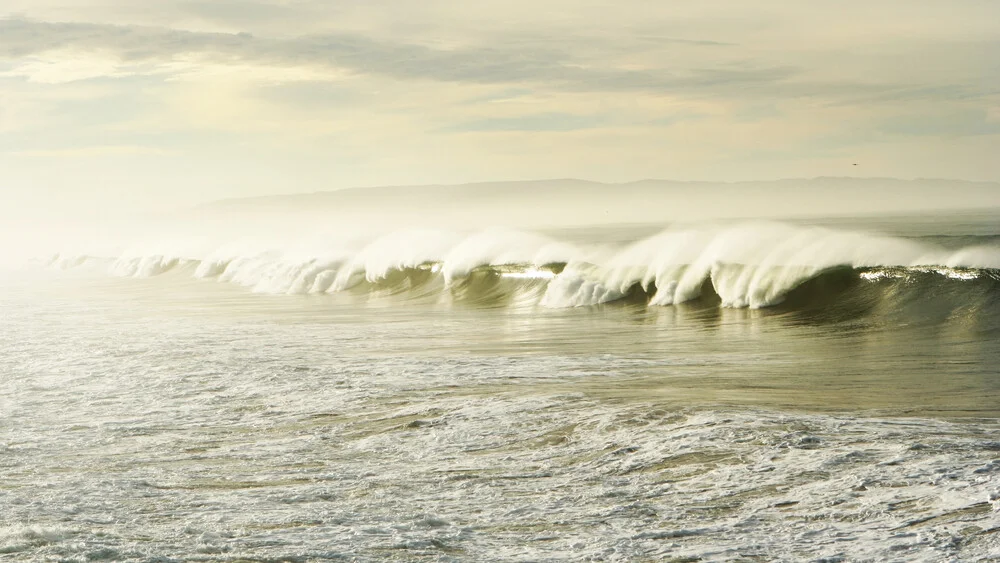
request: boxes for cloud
[442,112,605,133]
[3,15,994,110]
[0,50,146,83]
[10,145,173,157]
[0,17,793,95]
[878,109,1000,138]
[1,1,1000,204]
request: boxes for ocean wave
[45,224,1000,315]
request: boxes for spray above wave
[49,223,1000,314]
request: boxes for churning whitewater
[50,222,1000,311]
[3,213,1000,561]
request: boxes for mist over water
[2,179,1000,560]
[4,177,1000,265]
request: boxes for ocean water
[1,216,999,561]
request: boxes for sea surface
[1,213,999,561]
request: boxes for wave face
[46,223,1000,323]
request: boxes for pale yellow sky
[1,0,999,217]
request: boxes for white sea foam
[945,245,1000,269]
[41,222,1000,309]
[0,525,74,554]
[3,230,999,561]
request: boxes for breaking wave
[44,224,1000,320]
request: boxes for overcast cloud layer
[1,0,999,216]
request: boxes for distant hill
[195,177,1000,230]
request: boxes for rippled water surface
[2,218,1000,561]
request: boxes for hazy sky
[1,1,999,215]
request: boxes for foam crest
[331,230,458,292]
[111,255,181,278]
[944,245,1000,269]
[42,223,1000,310]
[538,223,968,308]
[440,229,579,283]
